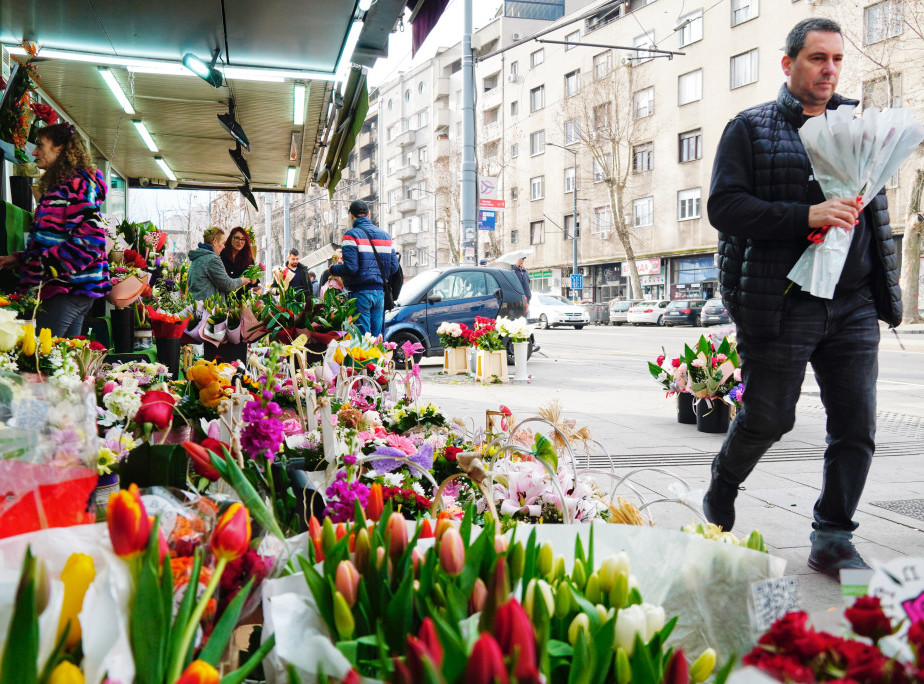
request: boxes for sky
[127,1,504,223]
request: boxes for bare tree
[433,147,462,264]
[902,169,924,323]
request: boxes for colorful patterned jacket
[18,168,110,299]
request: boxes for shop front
[622,258,665,299]
[529,267,562,296]
[596,263,626,302]
[669,253,718,300]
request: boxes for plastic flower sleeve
[788,105,924,298]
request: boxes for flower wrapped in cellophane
[788,105,924,298]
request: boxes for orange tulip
[366,482,384,521]
[107,484,152,558]
[175,659,219,684]
[419,518,434,539]
[210,503,251,562]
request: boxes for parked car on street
[626,300,670,326]
[530,294,590,330]
[608,299,642,325]
[383,264,536,364]
[662,299,707,326]
[700,298,731,326]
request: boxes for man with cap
[330,200,398,337]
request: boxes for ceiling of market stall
[0,0,408,192]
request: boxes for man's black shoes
[807,531,870,579]
[702,474,741,532]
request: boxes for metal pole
[572,148,578,298]
[460,0,477,265]
[283,193,291,256]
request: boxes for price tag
[748,576,801,634]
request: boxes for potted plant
[468,316,508,383]
[436,320,470,375]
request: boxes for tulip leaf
[385,571,415,652]
[546,639,573,658]
[629,634,658,684]
[568,629,593,684]
[521,528,539,601]
[132,549,167,683]
[0,548,38,684]
[299,556,336,635]
[460,503,474,546]
[420,600,467,683]
[591,618,617,684]
[212,449,285,541]
[168,551,202,674]
[220,633,276,684]
[200,577,255,666]
[714,654,736,684]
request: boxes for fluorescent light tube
[359,0,373,9]
[293,83,306,125]
[335,20,364,82]
[154,157,177,181]
[132,121,158,152]
[286,166,297,188]
[99,68,135,114]
[181,53,211,78]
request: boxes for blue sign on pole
[570,273,584,290]
[478,209,496,231]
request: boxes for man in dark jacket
[330,200,398,336]
[513,256,532,300]
[703,17,901,579]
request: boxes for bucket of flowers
[647,350,697,424]
[678,334,743,433]
[437,321,471,375]
[468,317,508,383]
[497,315,532,381]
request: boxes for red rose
[791,630,837,660]
[443,445,461,462]
[743,652,815,684]
[834,640,892,684]
[134,390,176,430]
[671,357,682,368]
[30,102,58,124]
[908,620,924,662]
[656,354,665,366]
[89,340,106,351]
[760,612,810,648]
[845,596,893,642]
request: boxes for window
[431,272,490,301]
[593,156,610,182]
[387,221,398,235]
[387,188,401,209]
[417,248,428,266]
[483,141,499,159]
[416,110,428,128]
[511,143,519,158]
[634,87,654,119]
[387,156,398,175]
[530,176,544,200]
[730,49,758,89]
[678,10,703,47]
[565,70,580,97]
[531,49,544,67]
[510,229,519,244]
[386,124,397,141]
[511,101,519,116]
[418,146,428,164]
[593,103,610,130]
[863,74,902,109]
[530,86,545,112]
[679,129,702,162]
[865,1,903,44]
[530,130,545,156]
[484,106,499,125]
[632,142,653,173]
[510,187,518,200]
[678,188,702,220]
[633,197,653,227]
[387,99,393,111]
[565,30,580,50]
[483,74,499,91]
[633,32,655,64]
[510,61,519,77]
[530,220,545,245]
[593,206,613,235]
[564,167,575,193]
[404,88,411,101]
[564,119,580,145]
[678,69,702,105]
[593,51,611,80]
[731,0,758,26]
[564,213,578,239]
[418,81,425,94]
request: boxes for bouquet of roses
[788,105,924,298]
[679,334,743,405]
[647,349,687,395]
[436,320,470,348]
[466,316,505,352]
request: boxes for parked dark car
[662,299,706,326]
[383,265,536,364]
[700,298,731,326]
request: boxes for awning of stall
[0,0,408,193]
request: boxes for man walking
[704,18,901,578]
[330,200,398,337]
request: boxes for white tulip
[614,604,646,656]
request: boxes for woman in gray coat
[187,227,254,301]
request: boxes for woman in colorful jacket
[0,122,110,337]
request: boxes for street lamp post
[547,142,579,298]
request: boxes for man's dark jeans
[713,288,880,532]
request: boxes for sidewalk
[418,363,924,628]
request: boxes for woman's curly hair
[36,123,95,195]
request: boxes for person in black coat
[513,256,532,300]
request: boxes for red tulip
[419,518,434,538]
[439,527,465,576]
[406,617,444,681]
[465,634,510,684]
[107,484,152,558]
[157,520,169,563]
[134,390,176,430]
[386,512,408,560]
[336,560,361,607]
[181,440,224,481]
[664,649,689,684]
[366,482,384,521]
[470,578,488,614]
[210,503,251,562]
[495,599,538,681]
[175,659,219,684]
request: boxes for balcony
[435,136,450,159]
[393,128,417,148]
[482,121,501,143]
[396,164,418,181]
[433,109,450,130]
[396,197,418,214]
[434,77,449,100]
[359,155,376,174]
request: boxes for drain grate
[870,499,924,522]
[799,400,924,439]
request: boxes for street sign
[478,175,506,210]
[478,210,496,230]
[478,198,506,209]
[570,273,584,290]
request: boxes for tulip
[690,648,717,683]
[615,604,646,656]
[663,650,689,684]
[464,634,510,684]
[211,503,251,562]
[335,522,347,541]
[554,581,574,619]
[386,512,408,561]
[434,517,453,542]
[568,613,591,646]
[336,560,361,607]
[616,648,631,684]
[537,541,554,577]
[551,555,566,582]
[596,603,613,624]
[609,571,629,610]
[107,483,152,558]
[134,390,176,431]
[411,547,424,576]
[353,527,371,572]
[39,327,53,355]
[598,556,621,594]
[174,660,219,684]
[181,441,221,482]
[333,590,355,639]
[571,558,587,589]
[417,618,444,667]
[366,482,384,521]
[48,661,85,684]
[20,324,36,356]
[320,517,337,556]
[406,618,444,681]
[57,553,96,647]
[495,599,538,681]
[524,578,554,621]
[439,526,465,576]
[419,518,434,538]
[469,577,488,614]
[640,603,666,641]
[584,572,601,604]
[494,535,508,554]
[508,541,525,583]
[376,546,387,572]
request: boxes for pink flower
[103,381,116,395]
[385,432,416,455]
[281,418,302,436]
[656,354,665,366]
[733,368,742,382]
[691,359,704,368]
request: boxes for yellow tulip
[21,324,36,356]
[39,327,53,354]
[57,553,96,648]
[48,661,85,684]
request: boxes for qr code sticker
[749,576,801,634]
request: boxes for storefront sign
[622,258,661,276]
[640,275,665,286]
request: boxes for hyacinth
[240,399,285,462]
[324,470,371,522]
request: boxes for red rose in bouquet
[123,249,148,269]
[845,596,893,643]
[135,389,176,430]
[30,102,58,125]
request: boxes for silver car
[608,299,642,326]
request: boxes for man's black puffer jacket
[709,84,902,339]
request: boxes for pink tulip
[439,527,465,576]
[465,634,510,684]
[386,513,408,560]
[335,560,360,607]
